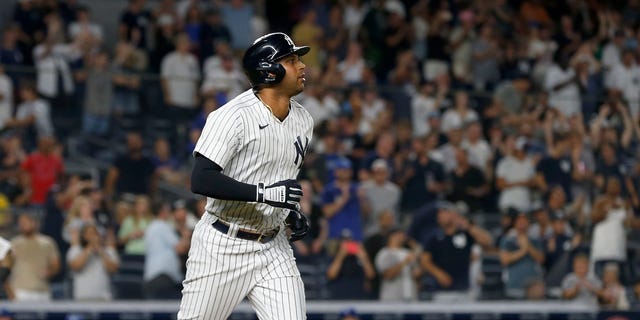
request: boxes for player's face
[278,54,306,96]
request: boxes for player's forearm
[191,154,257,202]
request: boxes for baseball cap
[427,110,441,119]
[334,157,352,170]
[339,308,359,318]
[371,159,388,171]
[514,136,528,151]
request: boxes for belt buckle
[257,233,264,243]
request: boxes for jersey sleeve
[193,108,243,169]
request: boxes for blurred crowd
[0,0,639,310]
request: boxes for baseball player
[177,33,313,320]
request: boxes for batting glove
[285,210,310,242]
[257,180,303,211]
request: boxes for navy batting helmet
[242,33,310,87]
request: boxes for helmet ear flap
[256,61,286,84]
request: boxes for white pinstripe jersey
[194,89,314,233]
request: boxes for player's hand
[258,180,303,210]
[285,210,310,242]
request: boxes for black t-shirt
[401,157,446,213]
[425,229,475,290]
[327,255,372,300]
[537,156,573,200]
[449,165,487,213]
[114,154,156,195]
[120,9,151,48]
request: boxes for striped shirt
[194,89,313,232]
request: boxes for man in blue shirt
[143,201,190,299]
[322,157,368,242]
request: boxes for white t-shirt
[591,207,627,262]
[411,93,437,137]
[375,247,417,301]
[144,219,182,283]
[496,155,535,211]
[161,51,200,108]
[462,139,492,172]
[607,63,640,118]
[16,99,54,138]
[68,22,103,41]
[338,59,365,84]
[67,245,119,300]
[441,109,478,132]
[0,74,13,130]
[300,94,340,126]
[544,65,581,116]
[33,44,78,98]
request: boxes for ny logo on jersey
[293,136,309,169]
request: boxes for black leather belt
[212,219,279,244]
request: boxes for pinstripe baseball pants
[178,213,306,320]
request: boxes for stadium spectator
[19,136,63,207]
[601,30,625,85]
[220,0,253,51]
[143,201,190,299]
[361,159,400,236]
[68,6,103,46]
[104,131,157,198]
[117,195,152,256]
[0,133,26,203]
[600,263,630,310]
[441,91,479,133]
[80,50,113,137]
[606,49,640,119]
[590,177,640,283]
[397,134,446,215]
[292,10,323,70]
[338,41,366,85]
[63,196,97,245]
[561,253,602,304]
[375,227,420,301]
[496,136,542,212]
[326,235,376,300]
[67,223,119,301]
[472,24,501,91]
[9,212,60,301]
[411,81,443,138]
[499,209,545,298]
[151,12,177,73]
[0,65,12,132]
[33,13,78,109]
[7,82,54,148]
[151,137,184,186]
[119,0,152,49]
[182,5,203,54]
[160,33,200,121]
[111,41,145,118]
[461,121,493,177]
[199,8,232,60]
[544,51,581,117]
[448,147,489,214]
[323,5,348,60]
[300,84,341,127]
[199,52,244,103]
[322,157,367,243]
[0,26,25,69]
[535,132,575,201]
[420,202,492,294]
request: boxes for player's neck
[256,90,290,121]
